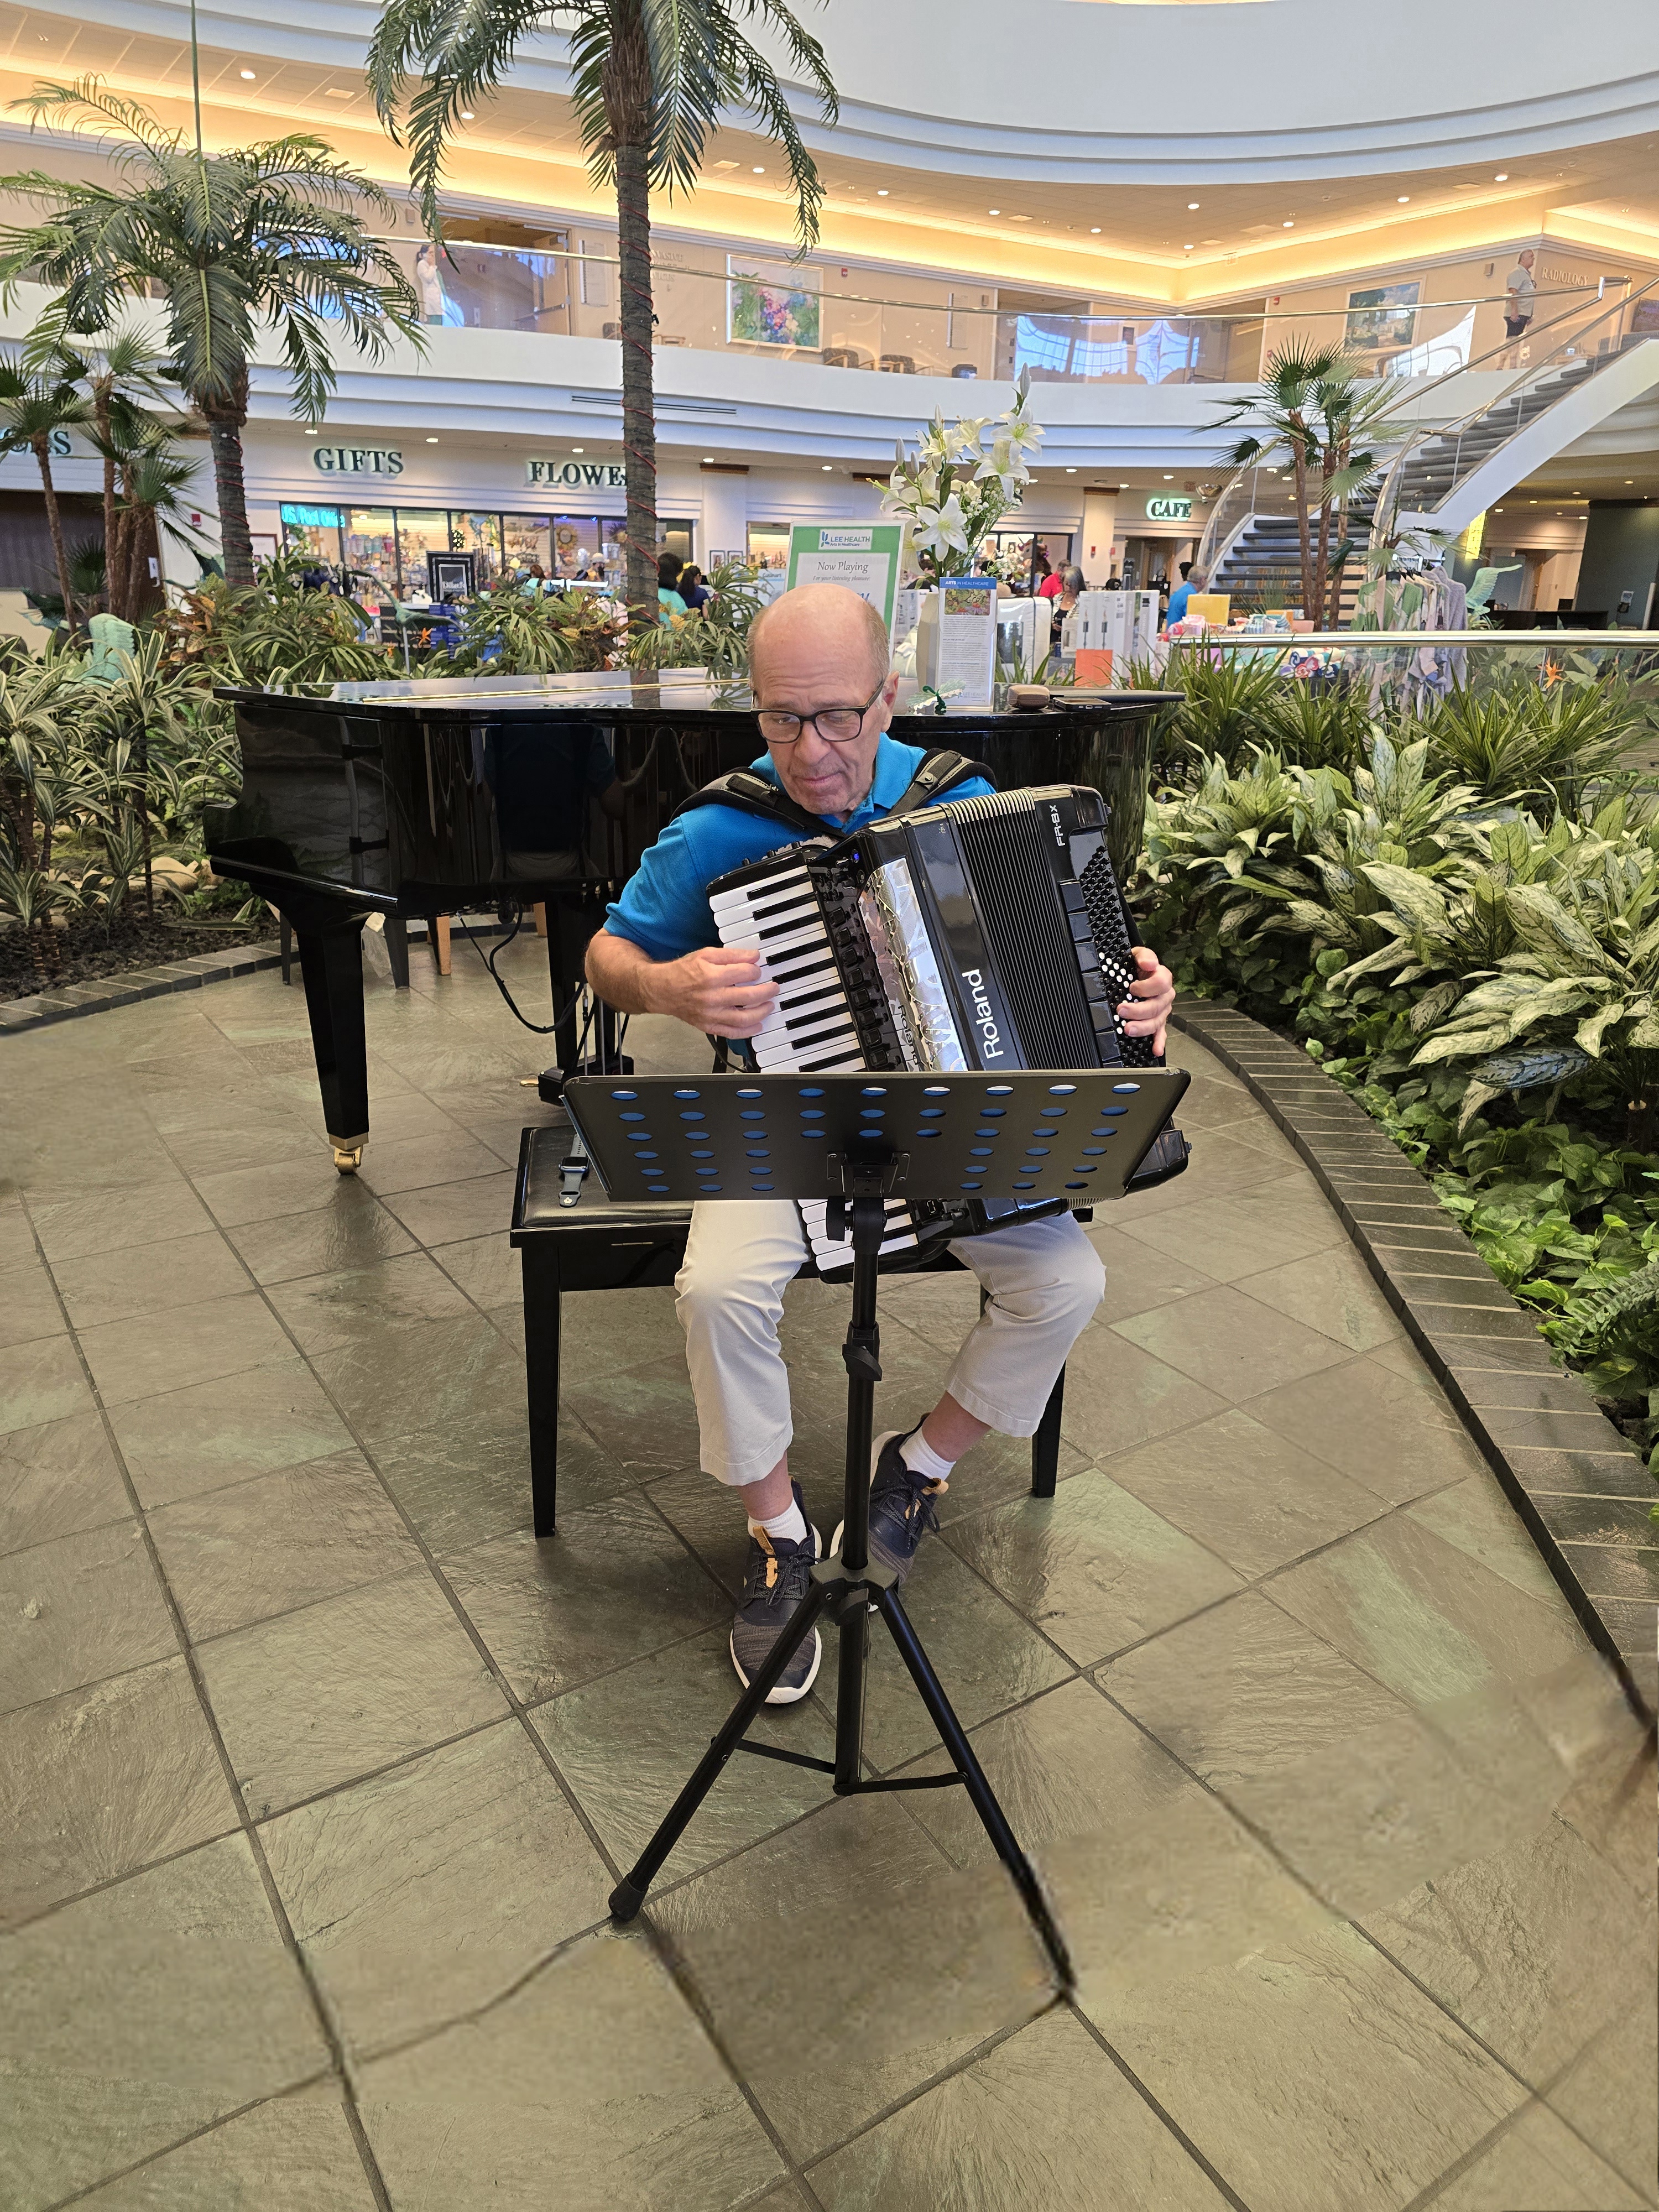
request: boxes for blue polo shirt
[603,735,996,964]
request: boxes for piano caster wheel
[332,1145,364,1175]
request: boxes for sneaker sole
[730,1623,822,1704]
[730,1520,824,1705]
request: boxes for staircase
[1200,277,1659,618]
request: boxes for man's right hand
[649,944,778,1037]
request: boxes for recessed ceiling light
[1187,202,1199,210]
[1495,172,1508,181]
[1529,499,1537,504]
[822,464,832,471]
[1163,474,1173,481]
[1397,195,1410,204]
[752,166,765,174]
[1184,244,1194,251]
[1283,220,1295,228]
[702,456,714,463]
[876,188,888,197]
[306,429,318,436]
[460,109,474,119]
[239,67,255,78]
[1066,467,1077,473]
[572,447,583,454]
[988,208,1000,216]
[1089,226,1101,233]
[425,436,438,444]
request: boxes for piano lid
[217,669,1181,724]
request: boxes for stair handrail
[1369,272,1659,541]
[1197,275,1658,588]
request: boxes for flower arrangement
[882,369,1044,585]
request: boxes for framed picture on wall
[1346,281,1420,352]
[727,257,821,351]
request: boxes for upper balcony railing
[384,236,1625,393]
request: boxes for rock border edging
[0,945,283,1032]
[1174,998,1658,1721]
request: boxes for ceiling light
[306,429,318,436]
[988,208,1000,216]
[1066,467,1076,473]
[460,109,474,120]
[1397,195,1410,204]
[822,464,832,471]
[1184,244,1194,251]
[572,447,583,453]
[875,189,889,198]
[1282,220,1295,228]
[752,166,765,174]
[1495,173,1508,181]
[702,455,714,463]
[425,436,438,444]
[1627,479,1635,484]
[1163,474,1173,481]
[1089,226,1101,234]
[239,67,255,78]
[1187,202,1199,210]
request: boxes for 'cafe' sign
[1145,493,1194,523]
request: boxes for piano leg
[383,916,411,990]
[293,916,371,1173]
[548,899,594,1074]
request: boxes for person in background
[1037,556,1065,606]
[1103,568,1123,591]
[678,563,713,614]
[1503,249,1536,366]
[1030,544,1053,597]
[414,243,447,326]
[658,552,688,622]
[1048,563,1085,639]
[1165,564,1207,629]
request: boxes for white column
[698,468,748,567]
[1080,489,1117,586]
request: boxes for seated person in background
[678,563,713,614]
[1165,565,1208,629]
[658,554,688,620]
[585,583,1176,1704]
[1037,560,1065,604]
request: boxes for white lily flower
[950,416,989,461]
[910,493,972,563]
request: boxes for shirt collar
[747,734,909,828]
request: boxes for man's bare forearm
[585,928,661,1016]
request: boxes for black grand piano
[207,671,1178,1171]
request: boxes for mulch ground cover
[2,910,279,1001]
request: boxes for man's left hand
[1118,944,1176,1057]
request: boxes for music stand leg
[873,1583,1075,1992]
[608,1579,830,1922]
[831,1208,884,1791]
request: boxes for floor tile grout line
[13,1188,397,2212]
[40,2079,337,2212]
[1394,2099,1539,2212]
[1064,2000,1258,2212]
[1081,1660,1614,2133]
[785,2005,1059,2190]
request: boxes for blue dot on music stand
[915,1128,941,1138]
[648,1182,668,1193]
[1066,1180,1089,1190]
[674,1087,700,1098]
[1048,1083,1077,1095]
[1014,1178,1036,1190]
[1112,1083,1141,1094]
[611,1088,637,1099]
[737,1087,762,1098]
[960,1180,982,1191]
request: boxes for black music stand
[562,1065,1191,1991]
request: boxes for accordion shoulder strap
[671,747,995,837]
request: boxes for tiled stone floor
[1,932,1653,2211]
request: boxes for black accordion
[708,784,1189,1272]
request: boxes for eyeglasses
[756,681,885,747]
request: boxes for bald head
[749,582,890,695]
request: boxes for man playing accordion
[586,584,1176,1704]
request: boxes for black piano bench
[510,1125,1072,1536]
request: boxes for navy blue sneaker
[832,1429,946,1585]
[730,1481,822,1705]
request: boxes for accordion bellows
[708,784,1188,1272]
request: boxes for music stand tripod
[562,1065,1191,1994]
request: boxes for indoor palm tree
[367,0,837,623]
[0,356,90,629]
[1212,341,1407,628]
[0,84,423,588]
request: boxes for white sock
[900,1430,954,1487]
[749,1499,807,1545]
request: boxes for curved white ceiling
[58,0,1659,185]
